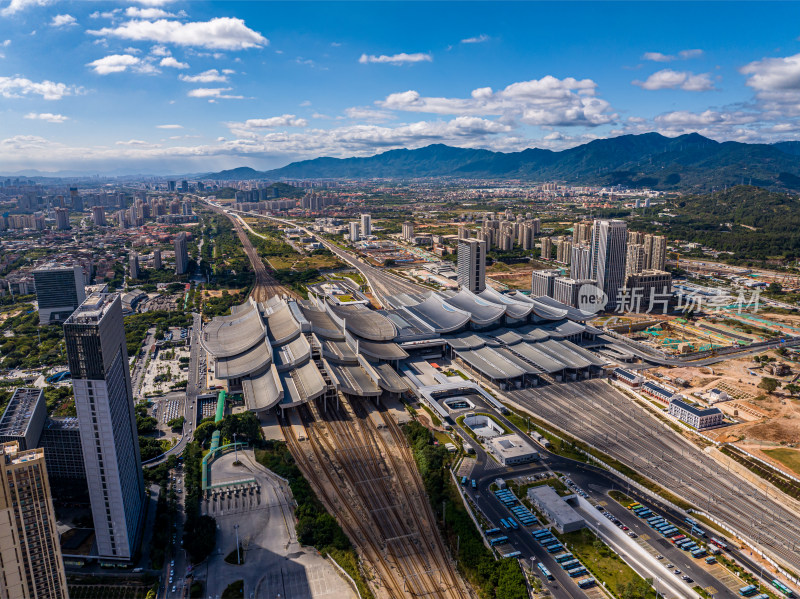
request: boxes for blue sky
[1,1,800,174]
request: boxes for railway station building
[668,398,725,430]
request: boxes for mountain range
[205,133,800,192]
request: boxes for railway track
[280,396,468,598]
[510,380,800,573]
[206,203,298,302]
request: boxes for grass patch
[608,490,634,505]
[722,445,800,500]
[556,528,657,599]
[220,580,243,599]
[763,448,800,477]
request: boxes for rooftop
[0,388,44,438]
[65,293,116,325]
[670,397,723,417]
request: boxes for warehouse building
[668,398,725,430]
[487,434,539,466]
[527,485,585,533]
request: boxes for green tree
[783,383,800,397]
[759,377,780,394]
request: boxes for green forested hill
[632,186,800,261]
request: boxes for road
[144,312,201,466]
[507,379,800,575]
[221,206,430,307]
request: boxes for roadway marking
[639,533,650,541]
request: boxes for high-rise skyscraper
[590,219,628,310]
[33,264,86,325]
[54,207,70,231]
[64,294,145,560]
[174,232,188,275]
[129,253,140,280]
[540,237,553,261]
[570,245,591,280]
[0,441,70,599]
[360,214,372,237]
[349,221,360,242]
[626,243,646,276]
[92,206,106,226]
[153,249,162,270]
[70,187,82,212]
[644,234,667,270]
[402,221,414,241]
[457,238,486,293]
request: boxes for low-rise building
[641,380,676,404]
[668,398,724,430]
[613,367,643,387]
[527,485,585,533]
[486,434,539,466]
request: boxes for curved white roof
[403,294,470,333]
[329,302,397,341]
[477,287,535,319]
[242,365,283,412]
[442,289,506,326]
[273,334,311,372]
[267,303,302,345]
[214,339,272,380]
[202,306,266,358]
[281,361,327,406]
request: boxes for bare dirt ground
[655,350,800,475]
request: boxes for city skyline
[1,1,800,173]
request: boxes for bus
[546,544,565,553]
[489,536,509,547]
[538,563,553,581]
[560,560,581,570]
[691,548,708,558]
[568,568,588,578]
[628,503,642,510]
[471,479,477,489]
[508,517,520,531]
[710,537,729,551]
[504,551,522,558]
[532,530,552,539]
[671,535,687,543]
[578,578,596,589]
[772,580,795,598]
[555,553,575,563]
[485,528,501,536]
[739,585,758,597]
[500,519,510,529]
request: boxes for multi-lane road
[508,379,800,574]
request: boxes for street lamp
[234,524,241,565]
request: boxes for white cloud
[160,56,188,69]
[86,53,142,75]
[379,75,616,127]
[226,115,308,136]
[186,87,243,100]
[653,110,758,128]
[741,53,800,92]
[130,0,175,5]
[0,76,80,100]
[344,106,394,122]
[24,112,68,123]
[0,0,51,17]
[358,52,432,65]
[2,40,10,47]
[179,68,228,83]
[156,124,182,129]
[150,44,170,56]
[642,49,704,62]
[115,139,154,146]
[125,7,175,19]
[632,69,714,91]
[88,17,267,51]
[51,14,77,27]
[461,34,489,44]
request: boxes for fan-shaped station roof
[353,337,409,361]
[266,303,302,345]
[320,338,358,364]
[300,305,344,340]
[477,287,535,319]
[326,362,381,397]
[403,294,471,333]
[202,303,266,358]
[374,363,409,393]
[214,340,272,380]
[446,332,486,351]
[441,289,506,326]
[281,361,327,406]
[242,365,283,412]
[532,295,598,322]
[508,343,567,374]
[273,335,311,372]
[456,346,527,381]
[329,302,397,341]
